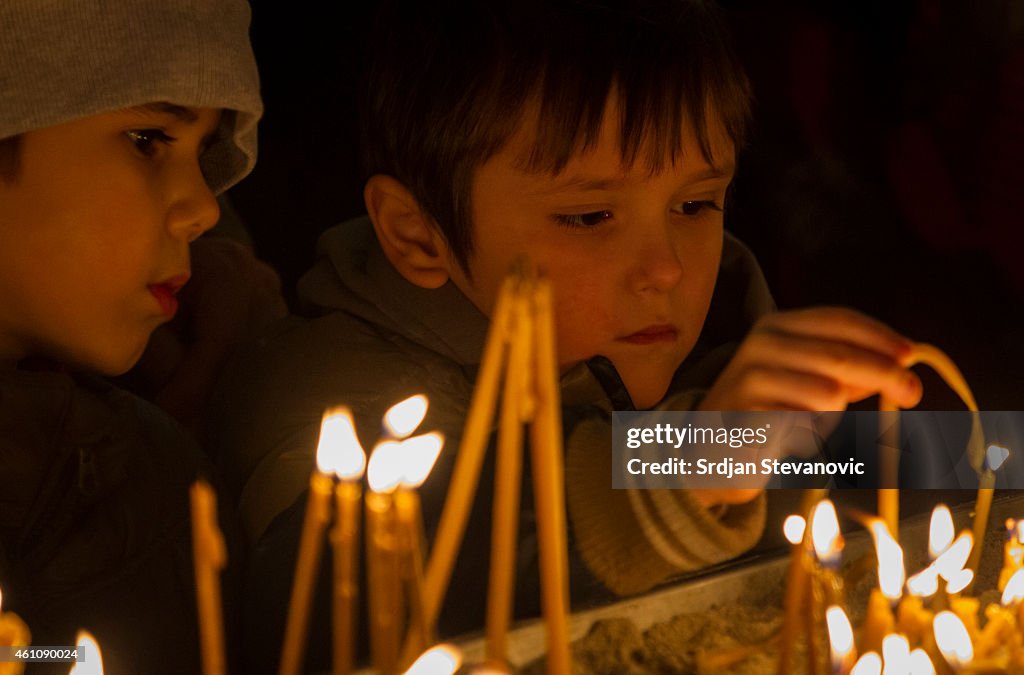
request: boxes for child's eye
[554,210,613,229]
[677,200,724,216]
[126,129,176,157]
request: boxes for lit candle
[69,630,104,675]
[383,394,429,439]
[279,412,340,675]
[934,610,974,671]
[975,569,1024,661]
[402,644,462,675]
[850,652,882,675]
[321,408,367,675]
[527,278,572,675]
[366,440,404,675]
[190,480,227,675]
[826,605,856,675]
[908,648,937,675]
[395,431,445,663]
[929,506,955,562]
[487,290,531,665]
[968,445,1008,582]
[862,521,903,654]
[882,635,911,673]
[998,519,1024,592]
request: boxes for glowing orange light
[316,407,366,480]
[928,505,954,560]
[402,643,462,675]
[384,394,429,439]
[933,610,973,668]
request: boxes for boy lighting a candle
[213,1,922,669]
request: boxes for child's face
[450,101,734,408]
[0,105,222,374]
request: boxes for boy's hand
[699,307,922,412]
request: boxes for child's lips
[618,324,679,345]
[148,274,189,318]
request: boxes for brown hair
[361,0,752,272]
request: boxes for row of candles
[3,271,570,675]
[782,493,1024,674]
[194,272,572,674]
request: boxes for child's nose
[166,168,221,242]
[629,226,684,294]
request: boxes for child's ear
[364,175,452,289]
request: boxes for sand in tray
[518,527,1013,675]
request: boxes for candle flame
[1017,519,1024,544]
[316,407,366,479]
[934,532,973,582]
[366,440,404,494]
[928,505,954,560]
[384,394,429,439]
[402,643,462,675]
[826,605,854,665]
[933,610,973,667]
[0,586,3,612]
[870,520,905,600]
[69,630,104,675]
[399,432,445,488]
[811,500,843,565]
[986,443,1010,472]
[882,634,911,672]
[908,648,936,675]
[906,567,940,597]
[850,652,882,675]
[945,568,973,594]
[783,515,806,545]
[1002,569,1024,605]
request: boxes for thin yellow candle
[423,279,515,630]
[366,440,404,675]
[69,630,104,675]
[826,605,856,675]
[879,344,986,549]
[878,396,900,537]
[394,431,444,665]
[486,290,531,665]
[861,520,903,654]
[279,414,338,675]
[190,480,227,675]
[321,407,367,675]
[528,278,572,675]
[777,490,827,673]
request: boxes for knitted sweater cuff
[566,417,766,596]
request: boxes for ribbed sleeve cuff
[566,417,766,596]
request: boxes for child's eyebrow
[535,164,736,195]
[125,102,201,124]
